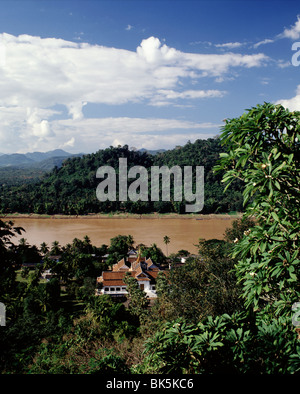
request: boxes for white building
[96,253,162,299]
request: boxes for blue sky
[0,0,300,153]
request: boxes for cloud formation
[281,15,300,39]
[0,33,268,153]
[276,85,300,111]
[215,42,244,49]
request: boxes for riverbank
[0,212,242,220]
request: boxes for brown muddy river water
[6,216,237,254]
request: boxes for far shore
[0,212,243,220]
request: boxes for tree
[17,239,41,265]
[123,272,149,321]
[223,216,256,243]
[107,235,134,266]
[155,252,242,323]
[39,242,49,256]
[141,243,166,267]
[126,235,134,250]
[83,235,92,254]
[50,240,61,256]
[215,102,300,316]
[0,220,24,298]
[163,235,170,257]
[141,103,300,375]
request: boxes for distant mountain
[25,149,72,162]
[0,153,35,167]
[0,149,83,169]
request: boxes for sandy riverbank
[0,212,242,220]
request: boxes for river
[4,215,237,254]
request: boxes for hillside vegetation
[0,138,243,215]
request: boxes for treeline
[0,138,243,215]
[0,167,45,186]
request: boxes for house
[96,250,162,299]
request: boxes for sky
[0,0,300,154]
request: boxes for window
[104,288,109,292]
[116,287,120,291]
[110,287,115,292]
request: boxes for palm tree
[40,242,49,256]
[163,235,170,257]
[50,240,61,256]
[18,238,28,248]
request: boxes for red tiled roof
[146,270,160,280]
[112,258,129,271]
[135,266,150,281]
[102,271,126,286]
[101,255,164,287]
[102,270,154,286]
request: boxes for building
[96,250,161,299]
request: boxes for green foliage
[106,234,134,266]
[0,219,25,299]
[223,215,256,243]
[123,273,149,321]
[86,348,130,374]
[86,294,137,338]
[141,243,167,267]
[140,103,300,375]
[215,102,300,316]
[141,313,300,374]
[154,245,242,323]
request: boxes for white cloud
[253,15,300,47]
[215,42,244,49]
[26,108,55,138]
[281,15,300,39]
[0,34,266,107]
[0,33,268,152]
[150,89,226,106]
[156,89,226,99]
[276,85,300,111]
[253,38,275,48]
[56,116,220,133]
[60,137,75,149]
[51,116,221,152]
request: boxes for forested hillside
[0,138,243,215]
